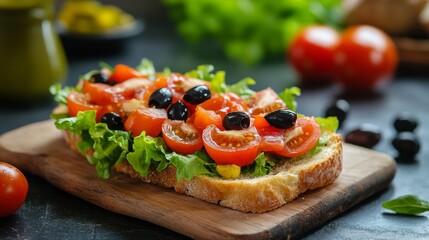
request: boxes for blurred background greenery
[55,0,343,65]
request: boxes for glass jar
[0,0,67,103]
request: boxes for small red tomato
[124,107,168,137]
[202,125,261,167]
[162,120,203,155]
[332,25,398,91]
[0,162,28,217]
[289,25,340,82]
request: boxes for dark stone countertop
[1,23,428,239]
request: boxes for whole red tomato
[332,25,398,91]
[289,25,340,82]
[0,162,28,217]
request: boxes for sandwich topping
[51,59,338,181]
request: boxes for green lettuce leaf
[55,111,131,179]
[304,116,339,157]
[135,58,156,75]
[126,131,169,177]
[244,152,276,177]
[168,152,214,181]
[279,87,301,112]
[127,131,214,182]
[185,64,215,80]
[227,77,256,99]
[88,123,131,179]
[50,84,74,105]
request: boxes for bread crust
[66,131,342,213]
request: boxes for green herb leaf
[382,195,429,215]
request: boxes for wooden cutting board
[0,120,396,240]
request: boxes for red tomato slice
[246,88,286,115]
[193,105,223,131]
[124,107,167,137]
[83,79,153,106]
[252,113,270,130]
[202,125,261,167]
[274,117,321,157]
[82,81,117,105]
[109,64,145,84]
[258,126,285,152]
[67,91,105,122]
[162,120,203,155]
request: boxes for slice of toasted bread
[110,132,342,213]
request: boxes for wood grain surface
[0,120,396,240]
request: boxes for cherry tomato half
[124,107,167,137]
[0,162,28,217]
[162,120,203,155]
[83,79,153,106]
[274,117,321,157]
[289,25,340,82]
[246,88,286,115]
[109,64,144,84]
[202,125,261,167]
[66,91,106,122]
[332,25,398,91]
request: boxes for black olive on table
[345,123,381,148]
[167,101,188,121]
[324,99,350,128]
[393,111,418,132]
[392,132,420,162]
[223,112,250,130]
[183,85,211,105]
[149,88,173,109]
[264,109,297,129]
[101,112,124,131]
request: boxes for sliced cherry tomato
[82,81,116,105]
[67,91,105,121]
[258,126,285,152]
[83,79,153,106]
[332,25,398,91]
[193,105,223,130]
[162,120,203,155]
[124,107,167,137]
[246,88,286,115]
[111,78,153,100]
[289,25,340,82]
[202,125,261,167]
[274,117,321,157]
[0,162,28,217]
[109,64,144,84]
[252,113,270,130]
